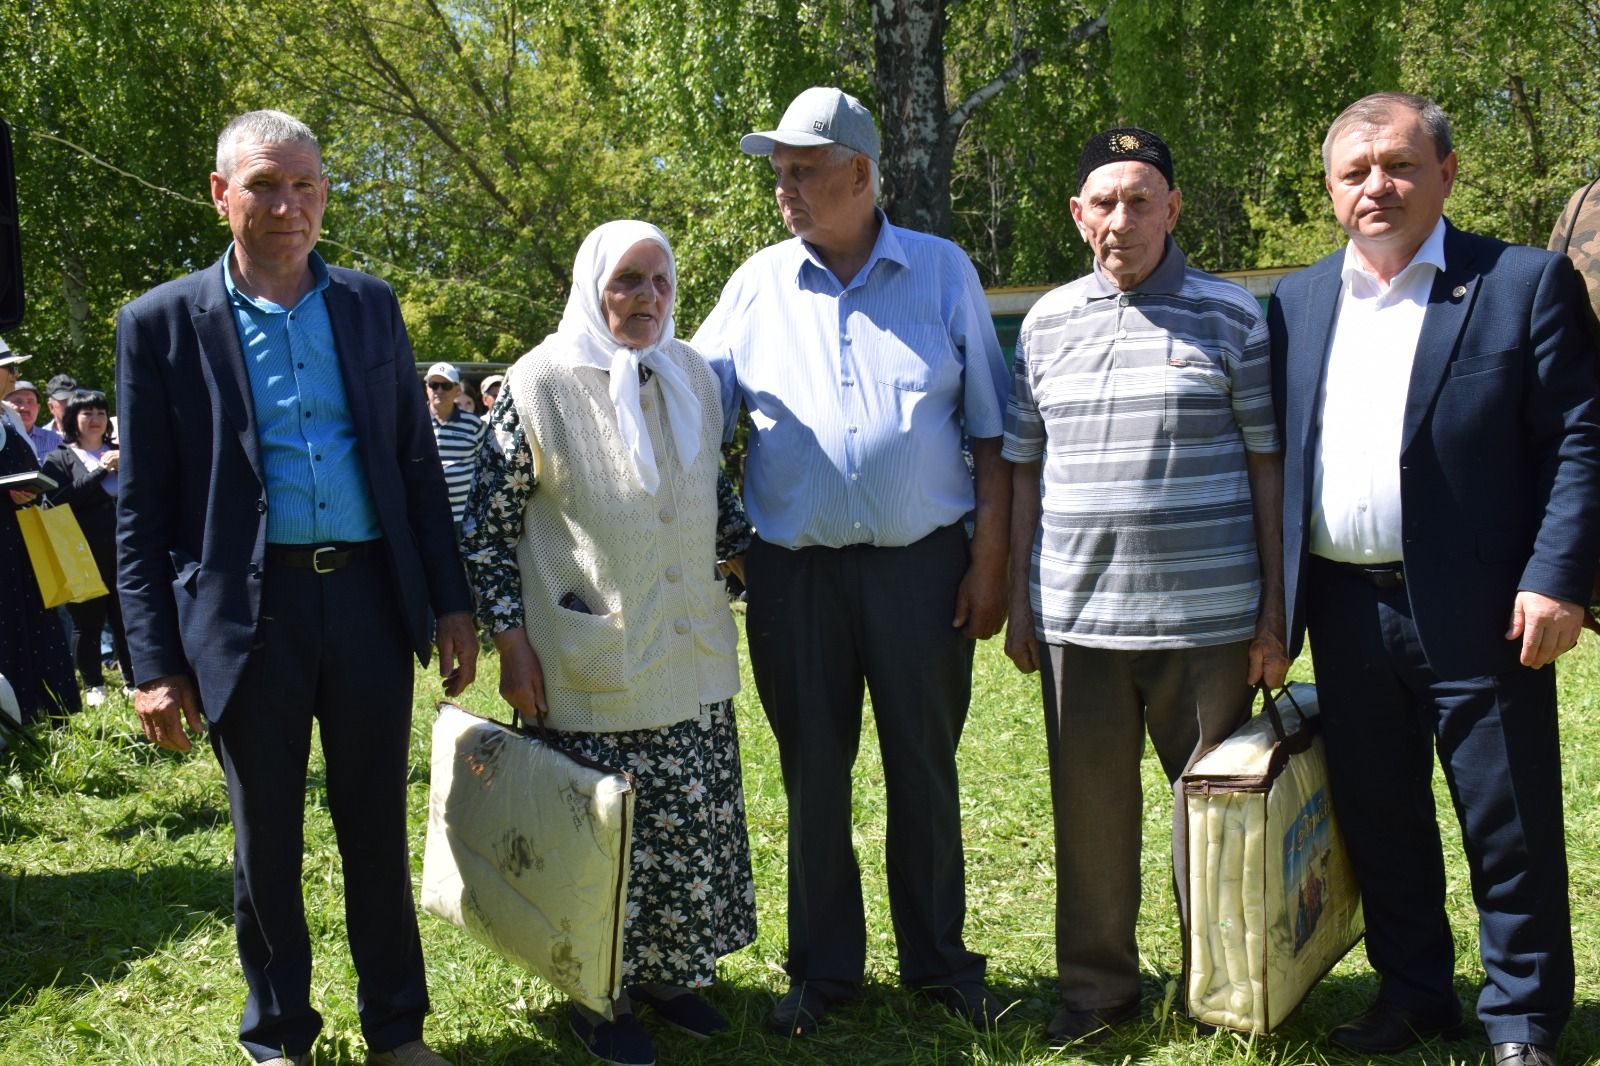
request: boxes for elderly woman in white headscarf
[461,220,755,1066]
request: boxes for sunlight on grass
[2,626,1598,1064]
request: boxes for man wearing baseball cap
[4,379,63,460]
[423,362,484,536]
[693,86,1011,1034]
[1002,126,1286,1044]
[45,372,77,436]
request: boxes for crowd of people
[2,86,1597,1066]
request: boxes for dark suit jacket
[115,255,470,721]
[1270,222,1600,680]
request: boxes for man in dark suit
[116,110,475,1066]
[1269,92,1600,1066]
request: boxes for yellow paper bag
[17,503,109,608]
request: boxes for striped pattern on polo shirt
[1002,251,1279,650]
[432,409,485,525]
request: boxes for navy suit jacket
[115,255,471,722]
[1269,222,1600,680]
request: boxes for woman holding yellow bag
[0,407,81,724]
[42,389,131,706]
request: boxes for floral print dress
[461,381,756,988]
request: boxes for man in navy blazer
[1269,93,1600,1066]
[116,110,474,1066]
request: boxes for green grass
[3,619,1599,1065]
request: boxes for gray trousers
[745,524,985,991]
[1040,639,1251,1009]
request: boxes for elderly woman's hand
[492,626,548,722]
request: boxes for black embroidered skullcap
[1076,127,1174,191]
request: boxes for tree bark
[871,0,955,234]
[870,0,1106,236]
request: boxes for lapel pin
[1451,284,1467,299]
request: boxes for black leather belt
[1317,557,1404,590]
[265,540,381,575]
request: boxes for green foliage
[0,0,235,392]
[4,0,1600,373]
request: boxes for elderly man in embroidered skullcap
[1002,126,1287,1046]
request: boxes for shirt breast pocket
[861,323,955,393]
[1163,341,1233,440]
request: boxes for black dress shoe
[1046,999,1141,1046]
[1328,1000,1465,1054]
[917,981,1008,1028]
[767,983,855,1037]
[1494,1043,1557,1066]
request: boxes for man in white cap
[692,86,1011,1034]
[423,361,484,537]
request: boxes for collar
[1083,236,1187,299]
[222,242,332,312]
[792,208,908,288]
[1340,217,1447,294]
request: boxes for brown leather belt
[1317,557,1404,590]
[265,540,381,575]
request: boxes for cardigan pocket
[550,603,629,693]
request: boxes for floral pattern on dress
[551,698,756,986]
[460,378,752,635]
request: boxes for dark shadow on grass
[0,862,232,1004]
[103,798,227,841]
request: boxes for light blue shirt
[691,212,1008,549]
[224,247,381,544]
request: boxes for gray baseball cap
[740,87,881,164]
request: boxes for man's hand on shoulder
[435,611,478,697]
[134,675,205,752]
[1506,590,1585,669]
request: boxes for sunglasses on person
[425,380,457,391]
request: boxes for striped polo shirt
[1002,240,1279,649]
[431,408,484,527]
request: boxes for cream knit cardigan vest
[507,338,740,732]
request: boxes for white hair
[823,142,881,200]
[215,110,321,178]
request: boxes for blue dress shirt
[691,212,1008,549]
[223,248,381,544]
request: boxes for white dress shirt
[1310,218,1447,563]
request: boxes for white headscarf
[543,220,700,494]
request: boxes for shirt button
[853,521,862,529]
[319,502,327,510]
[842,379,853,387]
[315,455,322,461]
[850,473,859,481]
[847,425,857,433]
[297,362,305,369]
[257,500,267,512]
[248,563,260,577]
[665,566,682,583]
[659,508,674,524]
[673,618,690,635]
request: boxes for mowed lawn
[3,616,1599,1065]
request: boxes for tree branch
[946,12,1107,136]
